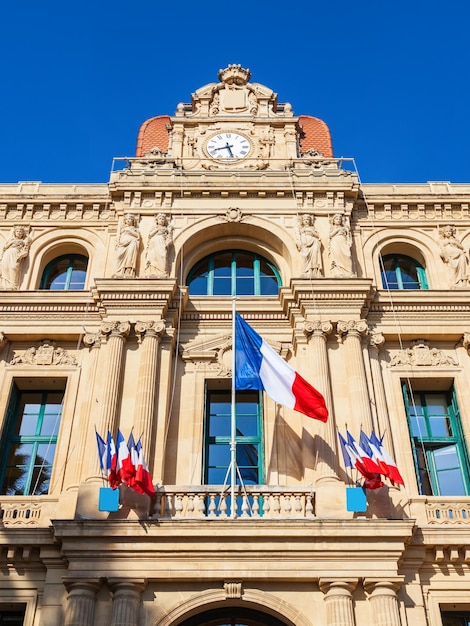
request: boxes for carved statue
[438,224,470,288]
[113,214,141,278]
[328,213,355,278]
[0,225,32,290]
[145,213,174,278]
[295,214,322,278]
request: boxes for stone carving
[113,213,141,278]
[328,213,355,278]
[390,339,458,367]
[205,64,259,116]
[0,225,32,290]
[295,214,322,278]
[438,224,470,288]
[220,207,244,222]
[145,213,174,278]
[10,341,77,366]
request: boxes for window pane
[427,394,452,437]
[408,397,426,437]
[68,269,87,290]
[399,258,420,288]
[188,251,280,296]
[48,259,70,290]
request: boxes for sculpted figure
[328,213,355,278]
[0,225,32,290]
[295,214,322,278]
[145,213,174,278]
[438,224,470,288]
[113,214,141,278]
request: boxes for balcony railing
[153,485,316,520]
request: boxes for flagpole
[230,296,237,518]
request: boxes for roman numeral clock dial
[205,132,252,161]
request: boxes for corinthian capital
[100,321,131,339]
[303,320,333,338]
[135,320,166,341]
[337,319,369,338]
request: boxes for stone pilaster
[64,579,101,626]
[109,580,146,626]
[134,320,165,470]
[98,321,130,436]
[337,320,372,432]
[320,579,357,626]
[364,579,403,626]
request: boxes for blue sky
[1,1,468,184]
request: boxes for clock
[205,132,252,160]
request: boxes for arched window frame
[39,254,88,291]
[380,253,428,290]
[187,250,281,296]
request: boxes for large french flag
[235,313,328,422]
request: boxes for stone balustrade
[153,485,316,519]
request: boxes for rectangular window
[204,388,263,486]
[441,611,470,626]
[0,609,25,625]
[0,380,65,496]
[403,383,470,496]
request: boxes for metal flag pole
[230,296,237,518]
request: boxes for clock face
[205,132,251,160]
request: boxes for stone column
[304,320,337,478]
[64,579,101,626]
[368,333,394,453]
[319,579,357,626]
[337,320,373,432]
[98,321,130,436]
[153,327,176,483]
[77,331,103,480]
[364,579,403,626]
[109,580,146,626]
[134,320,165,469]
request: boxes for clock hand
[224,143,234,158]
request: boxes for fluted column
[98,321,130,436]
[153,327,176,482]
[364,579,403,626]
[303,320,337,478]
[64,579,101,626]
[77,331,103,480]
[134,320,165,469]
[368,333,394,453]
[337,320,373,432]
[320,579,357,626]
[109,580,146,626]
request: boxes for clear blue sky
[1,0,468,184]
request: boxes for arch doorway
[179,607,291,626]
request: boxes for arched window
[40,254,88,290]
[381,254,428,290]
[187,251,280,296]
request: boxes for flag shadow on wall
[268,409,319,482]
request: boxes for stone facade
[0,66,469,626]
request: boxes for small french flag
[235,313,328,422]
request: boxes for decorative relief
[390,339,458,367]
[219,207,244,222]
[10,341,77,366]
[224,581,243,599]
